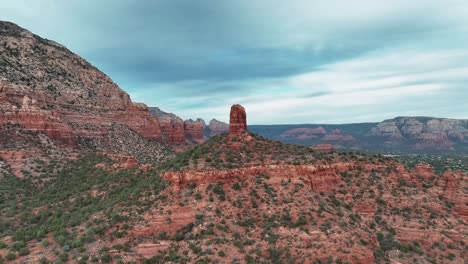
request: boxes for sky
[2,0,468,124]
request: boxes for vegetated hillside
[1,132,465,264]
[159,132,333,171]
[249,116,468,154]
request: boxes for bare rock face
[149,107,185,143]
[0,21,164,149]
[368,117,468,149]
[148,108,230,143]
[208,118,229,136]
[184,118,205,143]
[413,164,434,181]
[229,104,247,136]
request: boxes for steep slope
[0,21,173,163]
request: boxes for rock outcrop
[229,104,247,136]
[163,163,354,193]
[184,118,205,143]
[149,107,185,143]
[149,108,229,143]
[0,21,164,150]
[208,118,229,136]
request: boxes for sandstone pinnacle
[229,104,247,135]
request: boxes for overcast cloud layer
[2,0,468,124]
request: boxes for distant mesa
[229,104,247,136]
[312,143,334,152]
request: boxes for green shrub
[213,182,226,201]
[447,253,456,261]
[41,239,50,248]
[59,253,68,262]
[12,241,26,251]
[5,252,16,261]
[101,254,112,263]
[295,215,308,226]
[18,247,30,256]
[232,182,242,191]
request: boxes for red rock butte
[229,104,247,135]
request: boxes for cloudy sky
[2,0,468,124]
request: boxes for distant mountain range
[250,116,468,153]
[148,103,468,154]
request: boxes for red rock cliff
[149,107,185,143]
[0,21,163,147]
[184,119,205,143]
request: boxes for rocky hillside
[250,117,468,153]
[1,105,465,263]
[0,21,174,163]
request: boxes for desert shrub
[320,222,331,233]
[41,239,50,247]
[101,254,112,263]
[213,182,226,201]
[295,215,308,226]
[232,182,242,191]
[18,247,29,256]
[59,253,68,262]
[5,252,16,261]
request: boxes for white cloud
[2,1,467,124]
[144,49,468,124]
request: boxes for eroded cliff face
[148,108,229,144]
[368,117,468,149]
[149,107,185,143]
[163,163,354,193]
[0,21,163,148]
[184,118,205,143]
